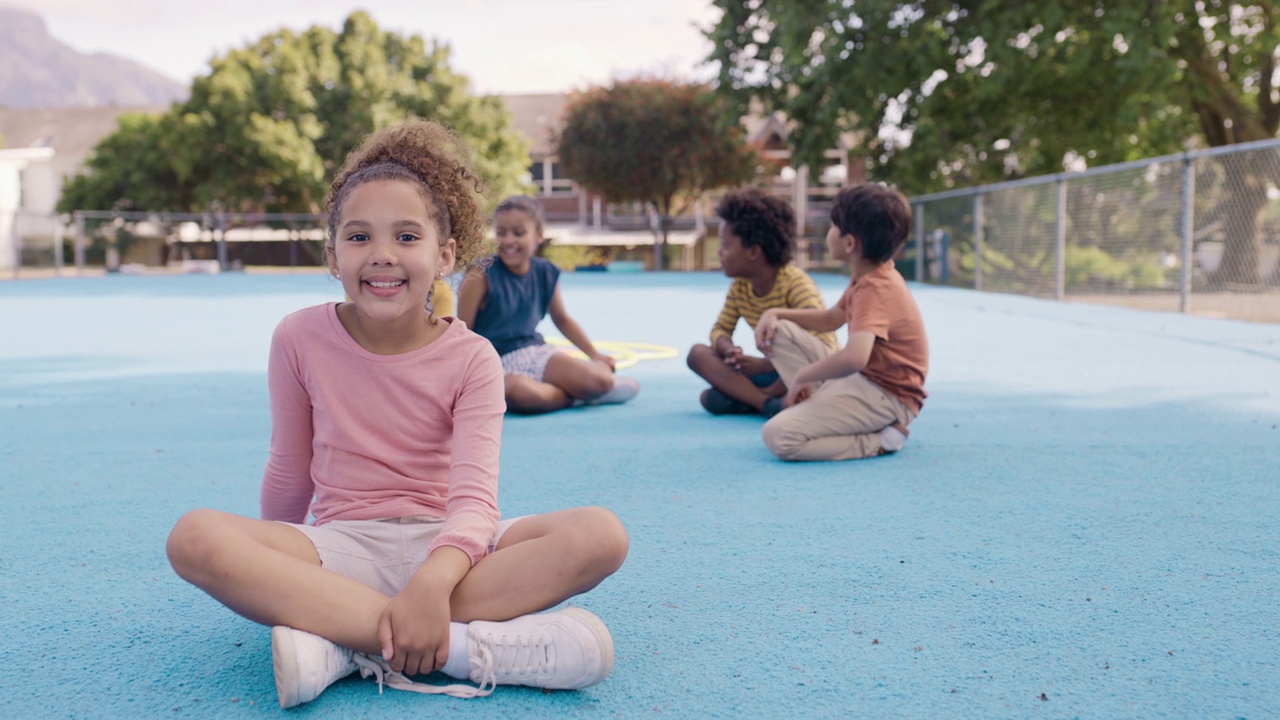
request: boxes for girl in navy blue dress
[457,195,640,414]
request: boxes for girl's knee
[580,365,615,398]
[504,377,559,414]
[570,507,629,574]
[167,509,214,576]
[166,508,234,580]
[593,507,630,572]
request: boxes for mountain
[0,6,187,108]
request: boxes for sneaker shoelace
[470,629,554,684]
[351,653,493,699]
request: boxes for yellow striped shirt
[710,264,837,349]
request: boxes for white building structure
[0,146,57,272]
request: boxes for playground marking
[546,338,678,369]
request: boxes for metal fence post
[1180,154,1194,314]
[9,221,17,280]
[73,211,85,275]
[53,214,64,277]
[914,202,924,283]
[217,213,228,270]
[973,194,984,291]
[1055,178,1066,300]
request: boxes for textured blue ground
[1,271,1277,719]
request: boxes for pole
[973,194,984,291]
[1055,179,1066,300]
[1180,155,1194,314]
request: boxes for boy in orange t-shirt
[755,183,928,461]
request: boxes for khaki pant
[763,320,915,461]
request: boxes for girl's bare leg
[504,374,574,413]
[166,509,388,655]
[541,354,615,401]
[449,507,629,621]
[505,354,617,413]
[168,506,627,634]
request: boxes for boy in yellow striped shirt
[687,188,837,416]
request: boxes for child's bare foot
[877,421,909,454]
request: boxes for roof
[0,94,830,188]
[0,105,167,180]
[499,93,569,158]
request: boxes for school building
[0,97,859,272]
[504,93,862,266]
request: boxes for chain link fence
[908,138,1280,323]
[2,210,328,278]
[5,141,1280,322]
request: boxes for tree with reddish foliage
[557,78,760,270]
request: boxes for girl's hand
[785,381,814,407]
[590,352,617,372]
[377,583,452,677]
[755,311,779,357]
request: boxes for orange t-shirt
[839,263,929,414]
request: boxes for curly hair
[829,183,912,264]
[714,188,795,268]
[324,118,488,270]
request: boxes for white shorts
[286,515,526,596]
[500,343,562,382]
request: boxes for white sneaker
[271,626,357,708]
[877,423,908,453]
[342,607,615,699]
[468,607,614,691]
[586,376,639,405]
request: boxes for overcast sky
[8,0,722,95]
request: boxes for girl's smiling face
[492,208,542,273]
[329,178,455,327]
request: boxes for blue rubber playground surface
[1,270,1277,718]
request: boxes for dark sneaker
[700,388,754,415]
[761,397,786,418]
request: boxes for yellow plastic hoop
[546,338,678,370]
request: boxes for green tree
[706,1,1280,284]
[59,113,192,212]
[556,78,760,270]
[60,11,528,215]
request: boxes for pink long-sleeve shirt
[259,304,505,565]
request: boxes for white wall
[0,147,57,271]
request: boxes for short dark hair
[494,194,545,232]
[715,188,796,268]
[830,183,912,264]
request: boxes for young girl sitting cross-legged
[457,195,640,414]
[165,119,629,709]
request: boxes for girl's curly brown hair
[324,118,488,270]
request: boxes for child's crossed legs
[166,506,628,658]
[763,319,913,461]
